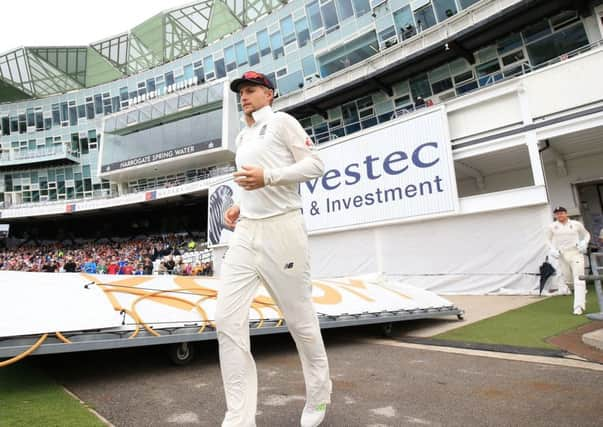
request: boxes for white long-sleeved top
[546,219,590,252]
[234,105,325,219]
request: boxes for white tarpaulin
[0,272,455,338]
[0,271,121,337]
[309,205,550,294]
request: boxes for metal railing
[126,165,235,194]
[0,144,80,163]
[309,40,603,145]
[0,165,235,210]
[580,253,603,321]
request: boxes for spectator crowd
[0,234,213,276]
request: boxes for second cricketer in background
[215,71,331,427]
[546,206,591,315]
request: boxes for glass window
[476,59,500,77]
[306,1,323,32]
[394,6,415,39]
[146,79,156,92]
[119,86,129,101]
[277,71,304,95]
[459,0,480,8]
[414,5,436,31]
[194,66,204,83]
[281,16,296,45]
[456,79,478,95]
[52,104,60,126]
[379,26,397,43]
[165,71,175,87]
[77,104,86,118]
[225,45,237,71]
[1,117,9,136]
[235,41,247,66]
[248,44,259,66]
[69,106,78,126]
[409,73,432,101]
[321,2,339,30]
[522,19,551,44]
[271,32,285,60]
[337,0,354,21]
[183,64,193,80]
[550,10,579,30]
[352,0,370,17]
[497,33,522,54]
[257,30,271,56]
[26,108,34,127]
[431,77,453,94]
[302,55,317,77]
[204,56,214,74]
[318,31,379,77]
[35,111,44,130]
[433,0,457,22]
[342,102,360,134]
[295,18,310,48]
[61,102,68,122]
[215,58,226,78]
[112,96,121,113]
[80,138,89,155]
[86,103,95,120]
[501,50,525,66]
[94,95,103,114]
[526,24,588,65]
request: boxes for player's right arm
[224,204,240,229]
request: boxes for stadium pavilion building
[1,0,603,293]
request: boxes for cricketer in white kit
[215,71,332,427]
[546,206,591,315]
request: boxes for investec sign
[302,108,457,232]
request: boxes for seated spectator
[134,263,145,275]
[83,257,97,274]
[63,256,78,273]
[142,257,153,275]
[165,255,176,274]
[119,260,135,275]
[107,258,120,275]
[157,261,168,275]
[97,259,108,274]
[41,258,58,272]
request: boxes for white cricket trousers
[215,210,331,427]
[559,248,586,311]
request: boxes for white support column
[517,83,533,125]
[526,132,545,186]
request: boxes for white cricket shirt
[546,219,590,251]
[234,105,325,219]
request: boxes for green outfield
[436,286,599,349]
[0,362,104,427]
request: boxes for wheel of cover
[168,342,196,365]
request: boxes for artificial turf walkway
[0,362,104,427]
[435,285,599,349]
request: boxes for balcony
[278,0,583,118]
[0,145,80,170]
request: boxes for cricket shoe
[300,403,327,427]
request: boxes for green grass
[0,362,105,427]
[435,286,600,349]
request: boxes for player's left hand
[234,165,265,190]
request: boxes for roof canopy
[0,0,286,102]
